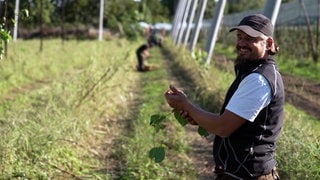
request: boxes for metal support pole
[205,0,226,64]
[189,0,207,51]
[176,0,192,45]
[98,0,104,41]
[171,0,187,42]
[183,0,199,46]
[171,0,183,38]
[13,0,19,41]
[263,0,282,25]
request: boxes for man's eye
[247,37,257,42]
[237,36,243,41]
[247,37,254,41]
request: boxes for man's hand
[179,110,198,125]
[143,50,150,57]
[165,85,198,125]
[164,85,188,110]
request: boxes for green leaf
[150,114,166,126]
[154,124,166,133]
[173,109,187,126]
[0,30,12,42]
[23,9,29,18]
[149,146,165,163]
[198,127,209,137]
[0,119,8,125]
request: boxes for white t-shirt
[225,73,272,122]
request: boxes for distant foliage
[225,0,265,14]
[4,0,173,39]
[0,23,11,59]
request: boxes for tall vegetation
[0,36,319,179]
[0,0,11,59]
[3,0,281,40]
[3,0,174,38]
[0,39,143,179]
[0,23,11,59]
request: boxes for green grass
[0,39,200,179]
[0,38,319,179]
[119,47,197,179]
[277,56,320,83]
[277,104,320,179]
[0,39,143,178]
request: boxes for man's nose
[237,39,246,46]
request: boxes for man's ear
[266,37,279,55]
[266,38,273,50]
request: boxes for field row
[0,39,145,178]
[0,39,319,179]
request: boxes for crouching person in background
[135,27,164,72]
[136,43,151,72]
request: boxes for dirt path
[282,74,320,119]
[185,126,215,179]
[161,50,216,179]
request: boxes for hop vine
[148,109,209,163]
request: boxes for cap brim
[229,25,265,38]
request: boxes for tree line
[0,0,178,39]
[0,0,290,40]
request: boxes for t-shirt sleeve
[225,73,272,122]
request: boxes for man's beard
[235,45,253,65]
[235,56,250,66]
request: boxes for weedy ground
[0,38,319,179]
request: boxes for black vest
[214,57,285,178]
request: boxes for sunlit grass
[276,104,320,179]
[1,38,319,179]
[277,56,320,83]
[120,47,197,179]
[0,39,142,178]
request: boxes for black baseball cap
[229,14,274,38]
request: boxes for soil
[282,74,320,119]
[184,126,216,179]
[161,51,216,179]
